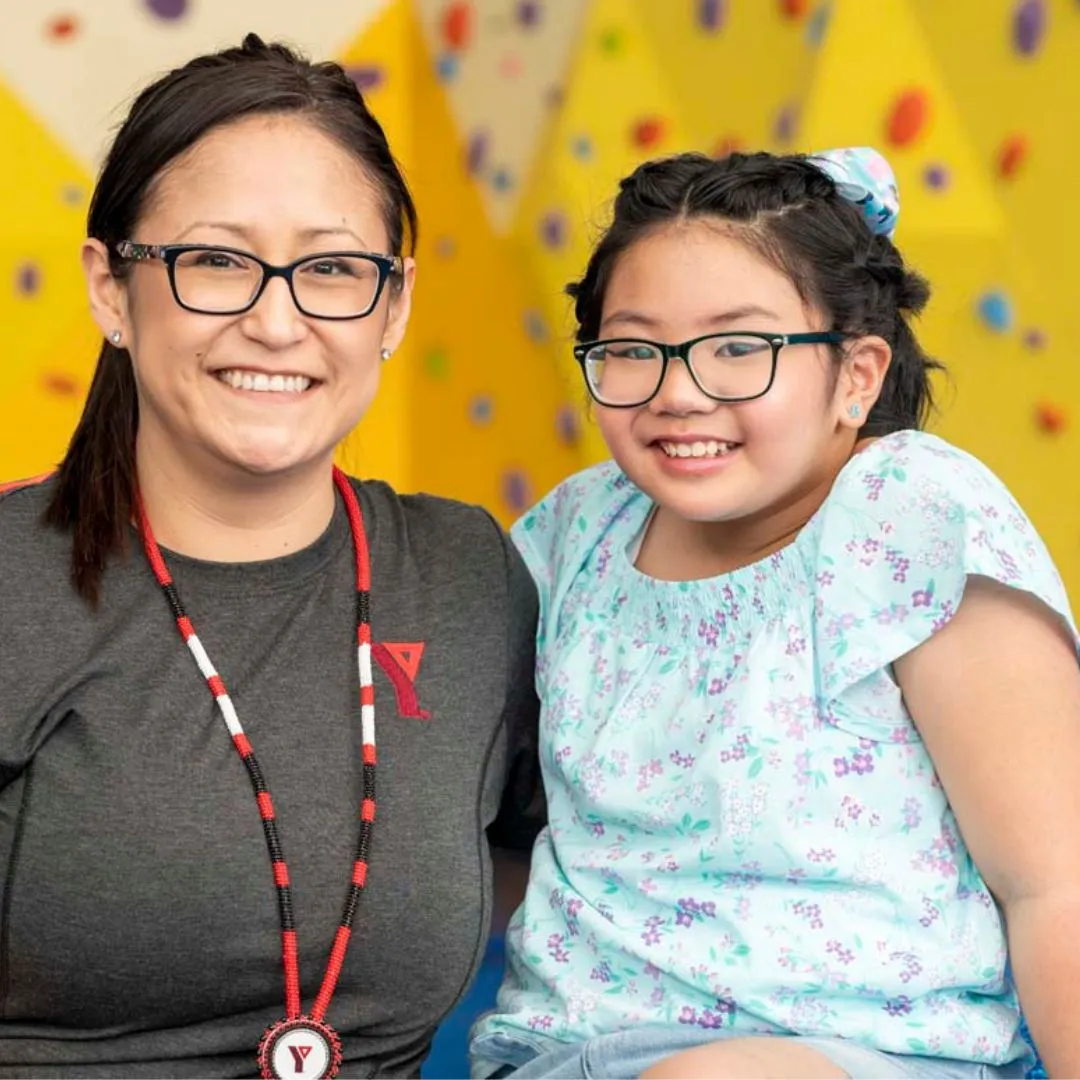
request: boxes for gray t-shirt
[0,475,542,1077]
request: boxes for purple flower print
[826,939,855,964]
[590,960,613,983]
[884,995,913,1017]
[863,473,886,501]
[911,587,934,608]
[696,996,737,1029]
[678,1006,698,1026]
[807,847,836,864]
[851,752,875,776]
[792,900,824,930]
[641,915,663,946]
[547,933,570,963]
[833,757,851,777]
[902,797,921,830]
[817,570,835,587]
[698,618,720,648]
[636,759,663,791]
[670,750,696,768]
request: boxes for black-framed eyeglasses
[573,331,847,408]
[115,242,403,320]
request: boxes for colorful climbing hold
[570,134,593,162]
[517,0,541,28]
[347,66,384,93]
[466,131,489,175]
[556,405,582,447]
[491,168,514,193]
[434,235,457,259]
[60,183,84,207]
[713,135,744,158]
[15,263,41,297]
[598,27,624,55]
[1012,0,1047,57]
[45,14,78,40]
[975,290,1014,333]
[524,309,549,343]
[423,347,450,379]
[501,470,533,514]
[923,163,950,191]
[145,0,188,18]
[1034,403,1067,434]
[632,117,667,151]
[998,134,1029,179]
[697,0,726,32]
[500,52,523,78]
[469,395,494,426]
[436,52,459,82]
[886,89,930,148]
[805,4,831,46]
[540,211,568,250]
[1023,327,1048,350]
[779,0,811,18]
[774,104,799,144]
[442,1,474,51]
[40,371,79,397]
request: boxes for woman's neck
[134,435,337,564]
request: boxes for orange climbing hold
[779,0,810,18]
[442,1,473,51]
[886,89,930,147]
[713,135,744,158]
[45,14,78,40]
[1035,403,1067,434]
[998,134,1029,179]
[632,117,667,151]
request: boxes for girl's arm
[895,575,1080,1078]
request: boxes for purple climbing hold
[517,1,541,28]
[469,395,494,425]
[145,0,187,19]
[1013,0,1047,57]
[436,52,459,82]
[571,134,593,161]
[556,405,582,446]
[1023,327,1048,350]
[774,103,799,144]
[924,163,950,191]
[15,262,41,297]
[524,309,549,343]
[347,66,384,92]
[540,210,567,249]
[502,470,533,513]
[467,131,489,175]
[698,0,726,32]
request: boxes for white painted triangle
[0,0,392,169]
[413,0,588,233]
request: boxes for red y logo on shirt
[287,1045,313,1072]
[373,642,431,719]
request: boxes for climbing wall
[1,0,1079,594]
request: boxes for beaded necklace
[138,467,374,1080]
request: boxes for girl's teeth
[660,440,735,458]
[216,370,312,393]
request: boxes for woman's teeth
[216,370,312,393]
[658,440,737,458]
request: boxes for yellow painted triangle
[628,0,817,153]
[797,0,1007,238]
[0,77,94,415]
[512,0,695,466]
[333,0,416,491]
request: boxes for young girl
[470,148,1080,1079]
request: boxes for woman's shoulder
[0,472,66,567]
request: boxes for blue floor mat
[424,937,504,1079]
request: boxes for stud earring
[848,403,861,419]
[109,330,122,345]
[380,348,392,362]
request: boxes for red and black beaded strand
[136,467,375,1080]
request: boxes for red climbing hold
[1035,403,1067,434]
[998,134,1029,179]
[886,89,930,148]
[442,2,473,51]
[632,117,667,151]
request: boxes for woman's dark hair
[46,33,417,606]
[568,150,942,437]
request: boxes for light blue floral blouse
[474,430,1076,1067]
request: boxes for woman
[0,35,540,1079]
